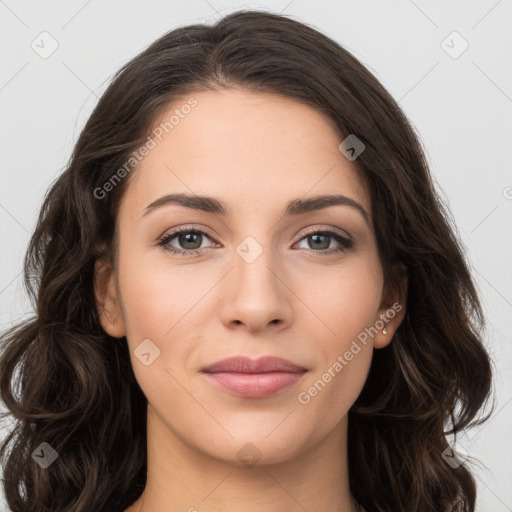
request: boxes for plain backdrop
[0,1,511,511]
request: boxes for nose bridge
[220,231,291,329]
[233,233,280,296]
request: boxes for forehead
[119,88,371,222]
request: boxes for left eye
[295,231,353,253]
[157,228,353,256]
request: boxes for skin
[94,87,406,512]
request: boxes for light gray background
[0,1,511,511]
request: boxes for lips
[202,356,308,399]
[202,355,307,374]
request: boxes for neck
[126,404,361,512]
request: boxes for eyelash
[156,226,353,257]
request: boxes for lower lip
[204,371,306,398]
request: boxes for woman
[0,9,494,512]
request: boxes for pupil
[180,232,201,249]
[310,234,329,250]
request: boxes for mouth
[201,356,308,399]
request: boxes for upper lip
[202,356,307,374]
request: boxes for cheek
[295,278,377,423]
[117,249,210,341]
[291,256,381,409]
[293,254,383,343]
[115,252,213,391]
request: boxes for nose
[219,242,293,333]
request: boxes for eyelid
[297,225,353,242]
[158,224,353,246]
[157,224,217,241]
[156,223,355,261]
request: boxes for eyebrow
[142,193,370,225]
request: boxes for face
[95,87,404,466]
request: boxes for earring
[382,327,388,335]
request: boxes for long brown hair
[0,10,494,512]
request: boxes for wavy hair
[0,9,494,512]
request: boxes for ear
[94,258,126,338]
[373,263,407,349]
